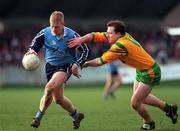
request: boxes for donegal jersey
[91,32,155,70]
[30,26,90,66]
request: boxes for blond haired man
[26,11,89,129]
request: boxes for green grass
[0,81,180,131]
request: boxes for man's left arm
[82,58,103,68]
[76,43,90,66]
[70,43,90,78]
[69,32,90,78]
[82,44,125,68]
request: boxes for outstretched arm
[82,58,104,68]
[68,34,93,48]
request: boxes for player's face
[106,26,121,44]
[50,19,64,36]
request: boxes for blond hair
[50,11,64,23]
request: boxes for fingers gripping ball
[22,54,40,71]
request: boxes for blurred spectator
[157,46,168,65]
[174,37,180,59]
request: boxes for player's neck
[56,31,64,38]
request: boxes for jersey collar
[51,27,67,40]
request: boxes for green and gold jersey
[91,32,155,70]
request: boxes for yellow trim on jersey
[100,57,105,64]
[100,33,155,70]
[114,42,128,55]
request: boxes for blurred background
[0,1,180,131]
[0,0,180,85]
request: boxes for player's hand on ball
[25,49,37,56]
[22,51,40,71]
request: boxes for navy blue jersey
[30,26,90,66]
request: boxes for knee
[45,84,54,96]
[54,96,64,105]
[115,81,121,86]
[131,97,140,110]
[105,81,111,87]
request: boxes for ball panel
[22,54,40,71]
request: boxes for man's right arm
[82,58,103,68]
[68,34,93,48]
[68,32,108,48]
[29,30,45,53]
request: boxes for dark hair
[107,20,126,35]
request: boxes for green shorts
[136,63,161,87]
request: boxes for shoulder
[64,27,76,34]
[65,26,74,31]
[42,27,51,33]
[37,27,50,36]
[110,42,128,55]
[41,27,54,38]
[110,42,125,51]
[33,28,47,38]
[92,32,107,37]
[64,26,79,37]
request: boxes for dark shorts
[45,63,72,82]
[110,70,119,76]
[106,63,119,76]
[136,63,161,87]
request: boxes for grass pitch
[0,81,180,131]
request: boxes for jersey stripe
[115,42,128,55]
[73,33,90,66]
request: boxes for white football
[22,54,40,71]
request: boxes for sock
[35,110,45,120]
[159,100,166,111]
[159,101,171,113]
[163,103,171,113]
[144,116,153,124]
[70,110,79,121]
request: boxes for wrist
[74,63,79,68]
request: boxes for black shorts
[45,63,72,82]
[110,70,119,76]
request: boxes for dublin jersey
[30,26,90,66]
[91,32,155,70]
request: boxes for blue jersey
[30,26,90,66]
